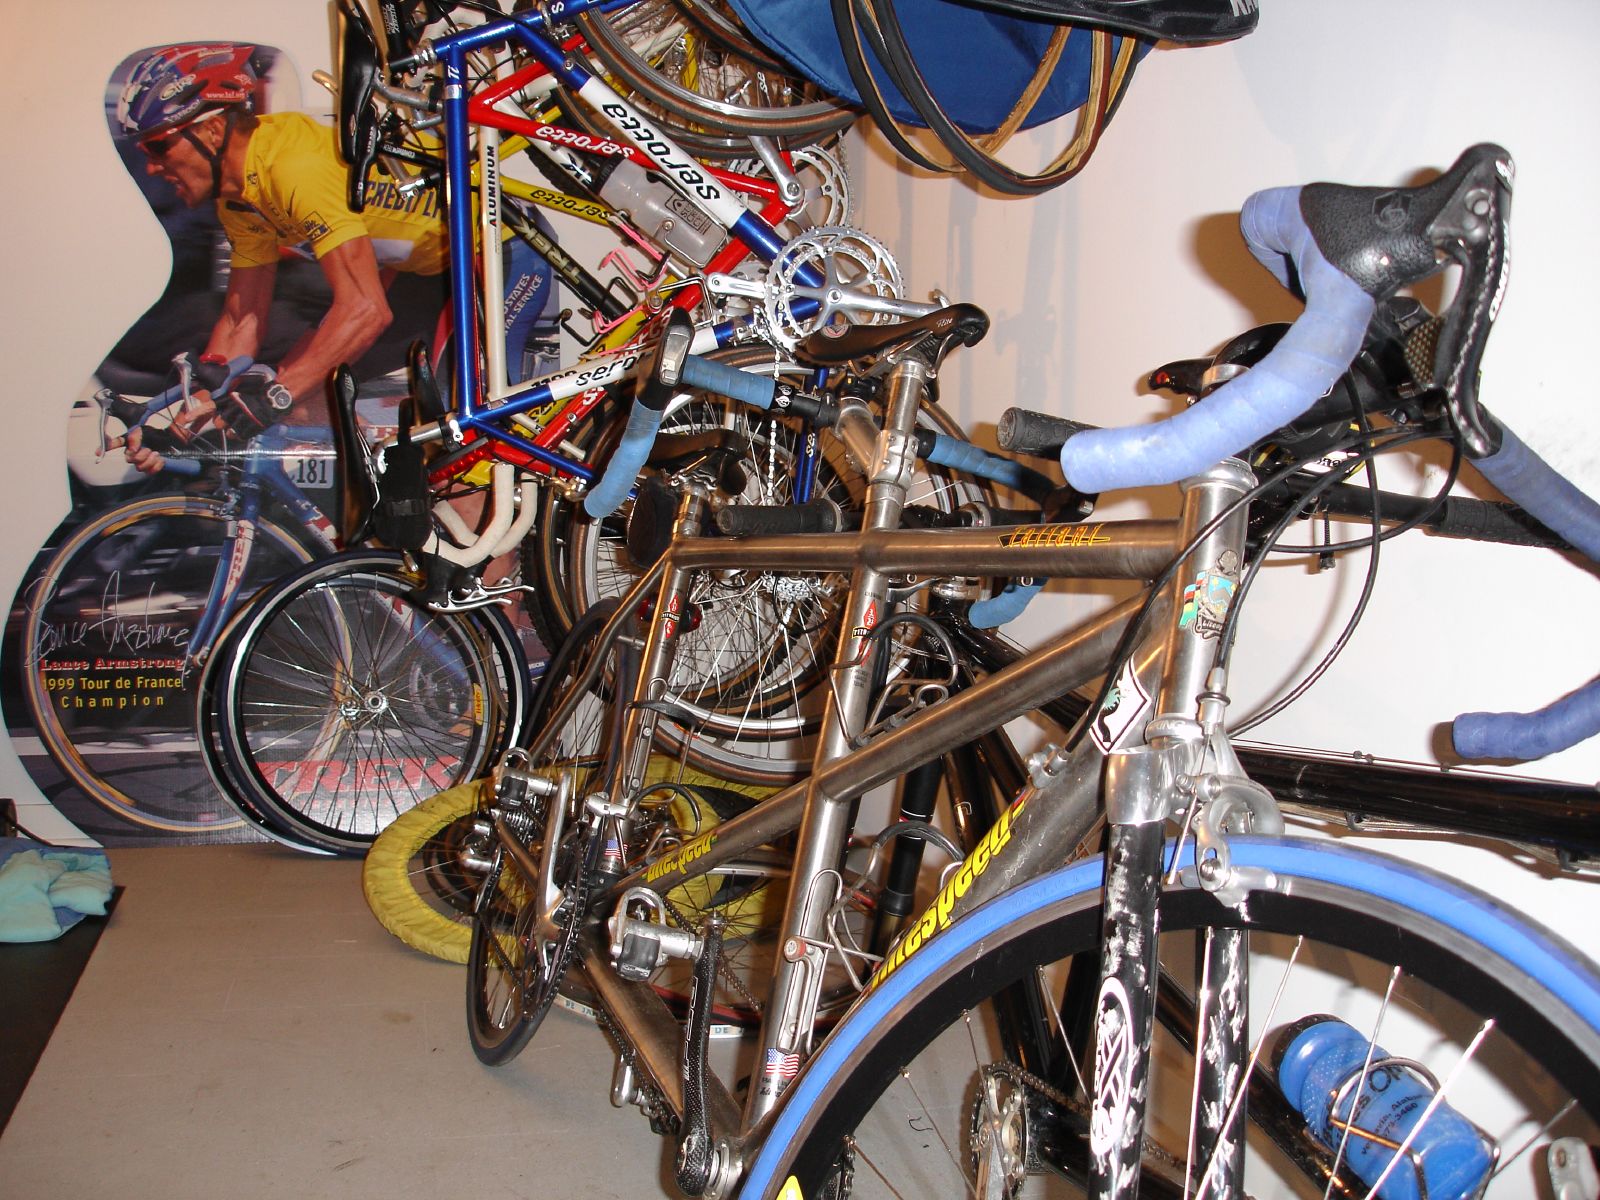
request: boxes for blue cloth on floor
[0,837,113,943]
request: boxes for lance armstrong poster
[1,43,558,844]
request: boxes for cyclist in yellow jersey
[114,44,552,469]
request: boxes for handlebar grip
[969,580,1043,629]
[1431,498,1573,551]
[921,433,1049,497]
[1453,677,1600,762]
[1060,187,1375,493]
[136,424,182,453]
[997,408,1095,456]
[1448,421,1600,762]
[1470,424,1600,562]
[130,425,204,477]
[584,402,664,518]
[679,355,778,411]
[715,498,847,537]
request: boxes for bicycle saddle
[337,0,383,214]
[795,303,990,370]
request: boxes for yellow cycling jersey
[219,111,447,275]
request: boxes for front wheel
[207,551,532,856]
[17,494,314,834]
[741,837,1600,1199]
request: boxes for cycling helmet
[116,43,257,142]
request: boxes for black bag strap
[834,0,1142,195]
[972,0,1256,44]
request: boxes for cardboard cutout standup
[1,43,558,844]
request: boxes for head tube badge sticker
[1178,549,1240,639]
[1091,658,1151,755]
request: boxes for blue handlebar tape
[1450,422,1600,759]
[1472,425,1600,562]
[162,459,204,478]
[584,402,664,518]
[968,580,1043,628]
[1059,187,1375,493]
[924,434,1031,490]
[1454,676,1600,762]
[679,355,778,410]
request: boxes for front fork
[1090,458,1254,1200]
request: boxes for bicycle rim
[213,552,529,855]
[575,1,854,144]
[743,837,1600,1199]
[19,494,314,834]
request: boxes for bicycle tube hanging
[725,0,1257,194]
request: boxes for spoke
[1360,1020,1495,1200]
[1192,936,1303,1200]
[1184,926,1216,1200]
[1490,1098,1577,1182]
[1323,965,1402,1200]
[1039,963,1088,1095]
[898,1066,980,1200]
[849,1136,914,1200]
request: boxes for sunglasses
[140,131,183,160]
[139,122,202,160]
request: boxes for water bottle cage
[1323,1055,1498,1197]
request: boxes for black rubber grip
[104,393,148,429]
[715,498,847,536]
[1317,483,1571,551]
[997,408,1097,456]
[1432,497,1571,551]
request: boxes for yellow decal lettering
[866,795,1029,993]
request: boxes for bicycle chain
[984,1061,1191,1181]
[660,889,766,1017]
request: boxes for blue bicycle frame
[398,3,826,483]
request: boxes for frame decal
[1000,522,1110,549]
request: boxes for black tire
[740,838,1600,1199]
[19,494,316,833]
[208,551,532,856]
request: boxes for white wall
[2,2,1596,950]
[848,2,1600,951]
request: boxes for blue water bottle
[1273,1014,1495,1200]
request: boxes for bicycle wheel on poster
[18,494,315,834]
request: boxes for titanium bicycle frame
[505,347,1600,1196]
[501,344,1244,1190]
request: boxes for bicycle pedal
[608,886,703,982]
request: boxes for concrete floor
[0,843,674,1199]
